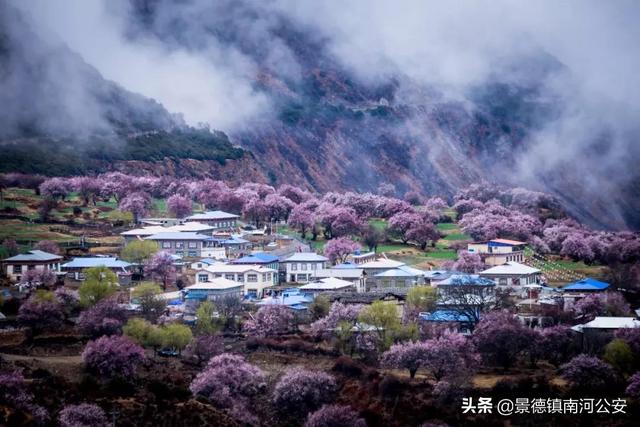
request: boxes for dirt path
[1,352,83,364]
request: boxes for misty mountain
[0,3,264,183]
[2,1,639,230]
[123,0,639,230]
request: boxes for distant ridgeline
[0,128,246,176]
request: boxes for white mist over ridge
[5,0,640,229]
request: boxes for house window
[28,265,35,270]
[176,242,184,249]
[188,241,198,249]
[311,263,317,270]
[15,265,23,273]
[198,274,209,282]
[262,273,267,281]
[188,251,197,257]
[301,263,307,271]
[225,274,235,281]
[197,264,202,269]
[297,274,308,282]
[291,263,297,271]
[162,242,171,249]
[247,274,258,282]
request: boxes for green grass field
[436,222,457,231]
[368,218,387,232]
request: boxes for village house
[121,222,214,243]
[280,252,329,283]
[299,277,356,296]
[1,250,63,282]
[184,211,239,229]
[418,310,475,335]
[61,257,132,285]
[189,258,221,270]
[311,265,366,292]
[140,217,183,226]
[144,232,217,258]
[256,288,313,311]
[194,264,277,298]
[183,278,244,302]
[347,250,377,265]
[359,258,406,278]
[423,270,455,285]
[572,316,640,353]
[479,261,542,287]
[230,253,279,284]
[467,238,526,266]
[433,274,497,323]
[370,265,427,292]
[218,236,252,259]
[561,278,611,310]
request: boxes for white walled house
[144,232,216,258]
[194,264,277,298]
[1,250,63,282]
[184,278,244,301]
[185,211,239,229]
[281,253,328,283]
[479,262,542,287]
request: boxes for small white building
[311,267,365,291]
[479,261,542,287]
[184,211,239,229]
[299,277,356,295]
[1,250,63,282]
[121,222,214,242]
[194,264,277,298]
[371,265,427,291]
[281,253,328,283]
[184,277,244,301]
[572,316,640,352]
[189,258,222,270]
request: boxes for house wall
[371,276,420,290]
[482,252,524,266]
[187,218,237,229]
[4,262,61,282]
[155,240,203,257]
[284,261,326,283]
[480,273,541,287]
[195,270,274,298]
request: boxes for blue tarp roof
[62,257,131,269]
[232,253,278,264]
[419,310,472,323]
[562,278,610,291]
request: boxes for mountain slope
[2,1,639,230]
[0,3,266,184]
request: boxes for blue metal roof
[562,278,610,291]
[231,253,278,264]
[436,274,496,286]
[4,250,62,262]
[221,237,250,244]
[333,262,359,269]
[419,310,472,322]
[252,252,279,262]
[62,257,131,269]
